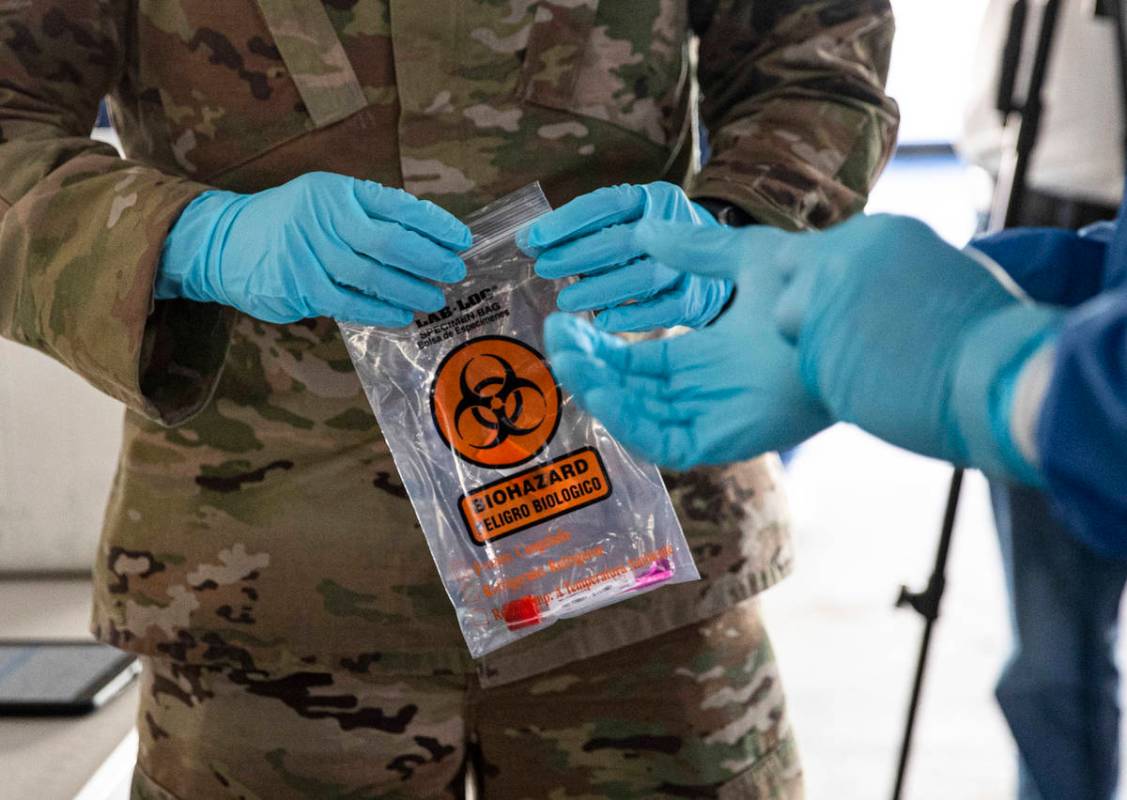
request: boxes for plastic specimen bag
[340,183,698,658]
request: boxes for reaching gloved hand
[156,172,472,327]
[519,182,733,333]
[774,214,1064,482]
[969,225,1110,307]
[544,222,831,470]
[547,214,1067,481]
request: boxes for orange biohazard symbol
[431,336,562,468]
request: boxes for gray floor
[763,427,1015,799]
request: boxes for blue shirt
[974,209,1127,558]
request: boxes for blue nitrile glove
[157,172,472,327]
[544,223,831,470]
[774,214,1064,483]
[969,225,1110,306]
[519,182,733,333]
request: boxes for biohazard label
[459,448,613,545]
[431,335,562,469]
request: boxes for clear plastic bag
[340,183,698,658]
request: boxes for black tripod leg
[891,468,964,800]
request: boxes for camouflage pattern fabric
[0,1,898,686]
[132,600,800,800]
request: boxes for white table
[0,579,138,800]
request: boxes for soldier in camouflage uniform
[0,1,897,797]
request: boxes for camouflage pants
[131,600,801,800]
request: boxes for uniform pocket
[717,735,804,800]
[131,763,182,800]
[137,1,374,182]
[518,1,600,108]
[137,1,314,180]
[518,0,689,148]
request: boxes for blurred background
[0,1,1109,797]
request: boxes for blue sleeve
[1038,289,1127,558]
[971,227,1109,306]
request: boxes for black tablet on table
[0,640,139,716]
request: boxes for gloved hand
[544,223,831,470]
[775,214,1063,482]
[970,225,1109,307]
[519,182,733,333]
[156,172,472,327]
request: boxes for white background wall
[0,338,122,572]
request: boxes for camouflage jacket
[0,0,897,686]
